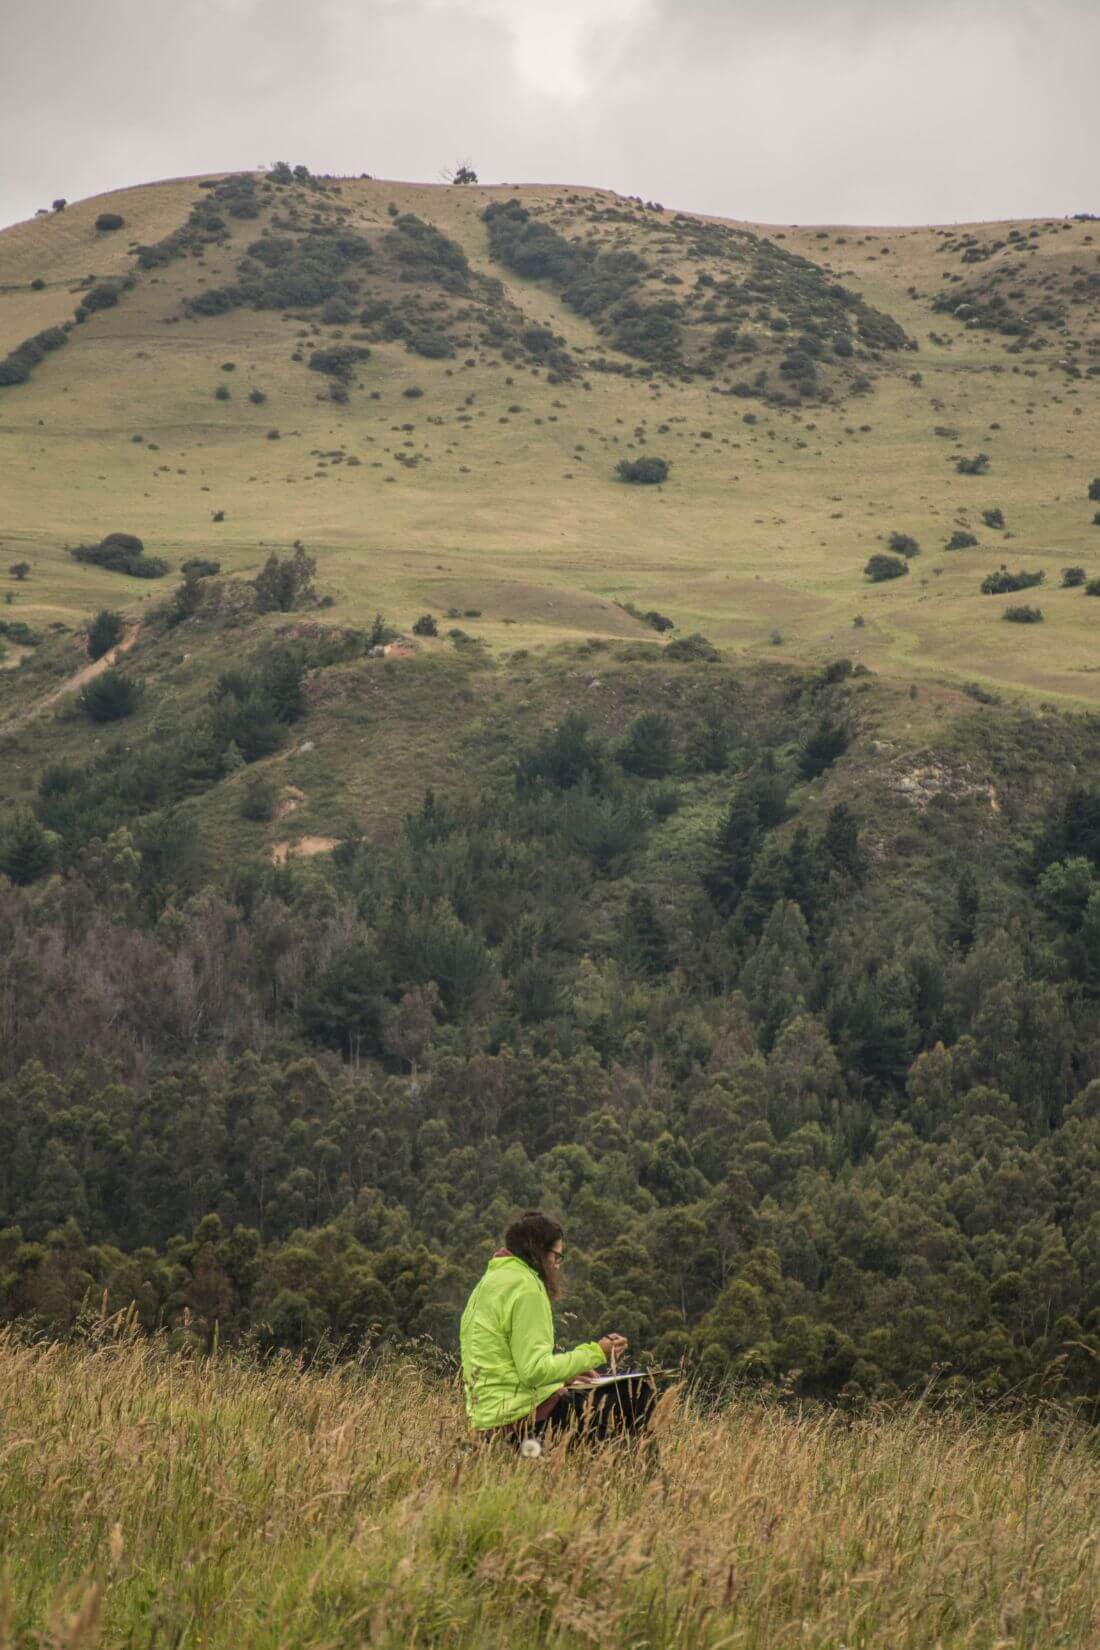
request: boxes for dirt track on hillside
[0,623,140,736]
[270,835,340,866]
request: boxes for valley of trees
[3,603,1100,1408]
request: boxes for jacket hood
[487,1253,535,1275]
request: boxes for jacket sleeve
[508,1284,606,1389]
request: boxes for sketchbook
[580,1368,674,1387]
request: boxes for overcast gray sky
[2,0,1097,231]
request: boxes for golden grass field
[2,1327,1099,1650]
[1,175,1098,703]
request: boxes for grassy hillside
[4,1330,1100,1650]
[4,170,1100,1440]
[1,170,1098,704]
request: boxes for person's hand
[597,1332,628,1363]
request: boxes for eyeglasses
[547,1249,565,1265]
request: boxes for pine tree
[624,888,670,975]
[0,811,59,886]
[702,789,759,914]
[87,609,123,661]
[685,710,731,774]
[821,802,864,886]
[952,867,979,949]
[616,713,676,779]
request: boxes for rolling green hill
[3,171,1100,1422]
[2,167,1098,706]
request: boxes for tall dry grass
[2,1323,1099,1649]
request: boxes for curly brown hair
[504,1209,564,1301]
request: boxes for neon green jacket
[460,1254,606,1430]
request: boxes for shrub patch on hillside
[483,196,912,398]
[71,533,169,579]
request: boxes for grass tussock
[2,1328,1100,1649]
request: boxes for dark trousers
[535,1375,658,1442]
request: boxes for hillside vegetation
[3,1329,1100,1650]
[3,556,1100,1400]
[1,168,1098,702]
[2,173,1100,1412]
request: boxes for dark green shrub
[0,811,58,886]
[647,783,682,821]
[81,283,122,313]
[887,532,920,557]
[249,389,267,404]
[1003,605,1044,623]
[408,330,452,358]
[822,658,853,683]
[188,288,242,316]
[981,568,1044,594]
[254,544,317,613]
[664,633,719,662]
[559,787,647,877]
[87,609,124,660]
[206,648,307,768]
[515,713,603,792]
[79,669,141,722]
[239,771,279,821]
[214,384,231,401]
[9,561,30,581]
[864,553,908,582]
[391,214,470,290]
[0,355,32,387]
[0,619,42,647]
[945,531,979,551]
[180,558,221,578]
[95,213,125,232]
[1061,566,1086,588]
[799,714,850,778]
[1085,578,1100,596]
[411,613,438,636]
[71,534,169,579]
[30,278,45,290]
[684,712,731,774]
[956,453,990,475]
[618,600,674,632]
[982,507,1005,529]
[616,712,676,778]
[308,345,369,381]
[0,324,69,388]
[1088,478,1100,501]
[169,574,205,626]
[616,456,670,484]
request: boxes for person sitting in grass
[460,1208,655,1445]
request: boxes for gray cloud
[1,0,1097,228]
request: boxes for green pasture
[1,176,1097,702]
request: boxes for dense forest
[2,588,1100,1405]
